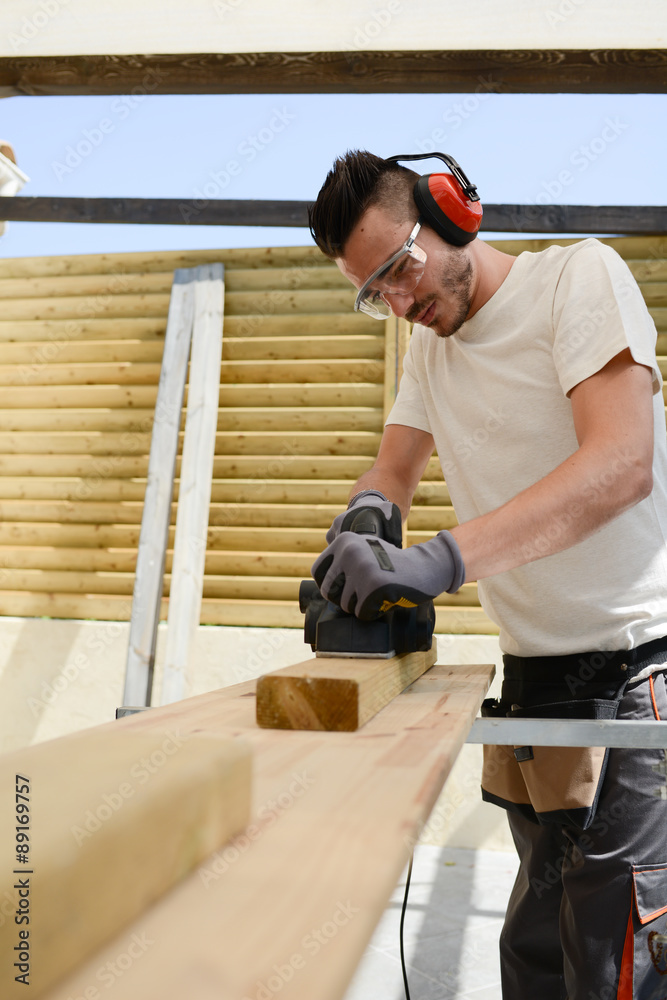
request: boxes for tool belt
[481,635,667,829]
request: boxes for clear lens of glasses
[354,221,427,319]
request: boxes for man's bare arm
[347,423,436,520]
[450,348,655,581]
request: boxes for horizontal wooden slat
[0,340,164,365]
[225,289,356,314]
[627,260,667,282]
[0,313,374,342]
[0,430,382,457]
[0,335,382,366]
[216,407,383,432]
[0,593,497,630]
[0,478,452,506]
[0,500,341,527]
[0,318,167,342]
[0,361,162,387]
[0,265,351,299]
[0,292,171,321]
[0,408,158,433]
[0,547,316,577]
[0,522,329,551]
[0,383,384,409]
[0,406,383,433]
[0,246,329,279]
[638,284,667,307]
[0,271,174,299]
[0,454,394,480]
[0,359,383,387]
[221,335,384,361]
[406,506,459,530]
[223,313,373,337]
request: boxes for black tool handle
[344,503,403,548]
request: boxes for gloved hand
[326,489,402,547]
[311,530,465,621]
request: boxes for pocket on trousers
[618,863,667,998]
[480,695,622,829]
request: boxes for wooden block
[256,646,437,731]
[42,662,495,1000]
[0,728,251,998]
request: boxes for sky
[0,91,665,258]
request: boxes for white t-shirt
[386,238,667,657]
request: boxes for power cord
[400,851,414,1000]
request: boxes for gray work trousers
[500,670,667,1000]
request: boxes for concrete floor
[343,847,519,1000]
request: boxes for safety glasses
[354,218,427,319]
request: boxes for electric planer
[300,505,435,658]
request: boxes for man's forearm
[347,470,415,521]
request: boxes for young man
[308,150,667,1000]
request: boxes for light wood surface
[256,647,437,731]
[122,270,195,707]
[39,660,494,1000]
[0,728,251,999]
[162,264,225,705]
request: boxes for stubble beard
[407,251,474,339]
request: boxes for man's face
[337,204,475,338]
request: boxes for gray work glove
[311,530,465,621]
[326,489,402,547]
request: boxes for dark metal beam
[1,197,666,235]
[1,49,667,97]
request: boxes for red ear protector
[384,152,483,246]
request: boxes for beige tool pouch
[480,695,624,829]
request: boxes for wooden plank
[0,292,170,321]
[0,314,370,344]
[0,270,175,299]
[256,647,437,731]
[162,264,224,705]
[0,453,432,480]
[0,340,164,365]
[40,661,494,1000]
[0,385,160,408]
[0,246,327,279]
[0,362,162,387]
[0,728,251,999]
[0,478,405,506]
[221,335,384,362]
[0,547,316,577]
[3,196,667,233]
[123,269,195,708]
[0,383,384,409]
[0,408,160,433]
[0,318,167,342]
[217,360,384,385]
[2,50,667,98]
[215,407,383,433]
[0,500,360,528]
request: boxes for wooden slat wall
[0,236,664,634]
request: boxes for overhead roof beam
[1,49,667,97]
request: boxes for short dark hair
[308,150,419,259]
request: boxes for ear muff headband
[384,152,483,246]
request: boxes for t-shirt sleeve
[552,239,661,397]
[384,328,433,432]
